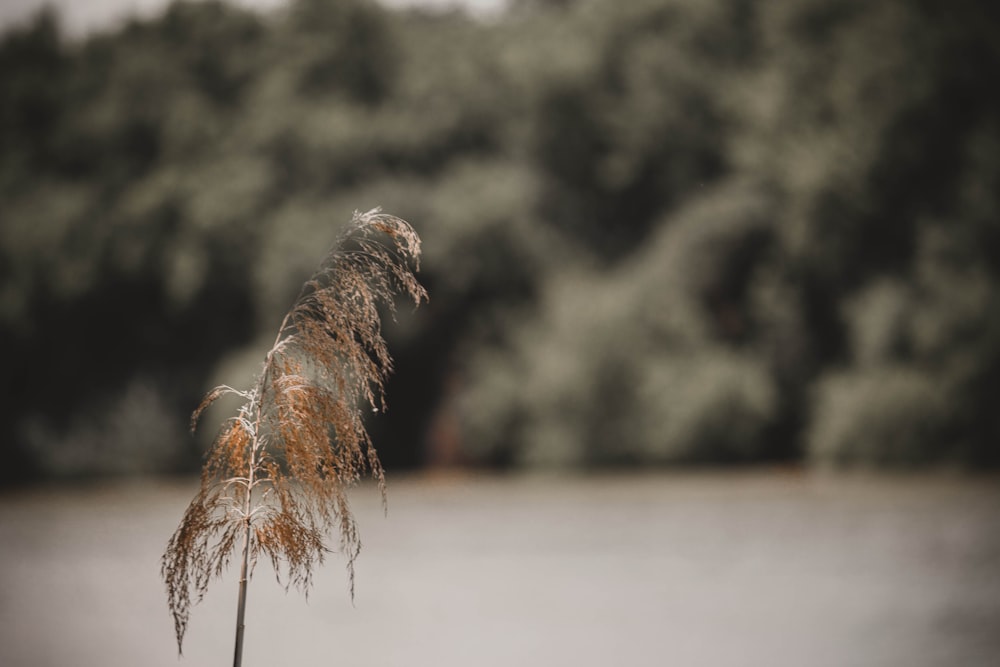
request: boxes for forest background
[2,0,998,485]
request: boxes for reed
[161,209,425,664]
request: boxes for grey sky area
[0,0,510,37]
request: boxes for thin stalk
[233,392,262,667]
[232,510,251,667]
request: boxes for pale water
[1,472,998,666]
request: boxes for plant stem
[234,399,259,667]
[233,511,251,667]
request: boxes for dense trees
[2,0,997,481]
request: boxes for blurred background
[1,0,998,665]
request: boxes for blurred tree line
[1,0,998,483]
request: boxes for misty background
[2,0,998,483]
[1,1,999,665]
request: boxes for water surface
[1,471,998,666]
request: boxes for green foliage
[460,181,780,466]
[2,0,998,479]
[530,0,740,258]
[808,367,948,467]
[290,0,397,103]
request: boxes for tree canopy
[2,0,998,482]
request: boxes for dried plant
[162,209,426,664]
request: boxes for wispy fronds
[162,209,425,655]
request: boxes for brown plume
[162,209,425,656]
